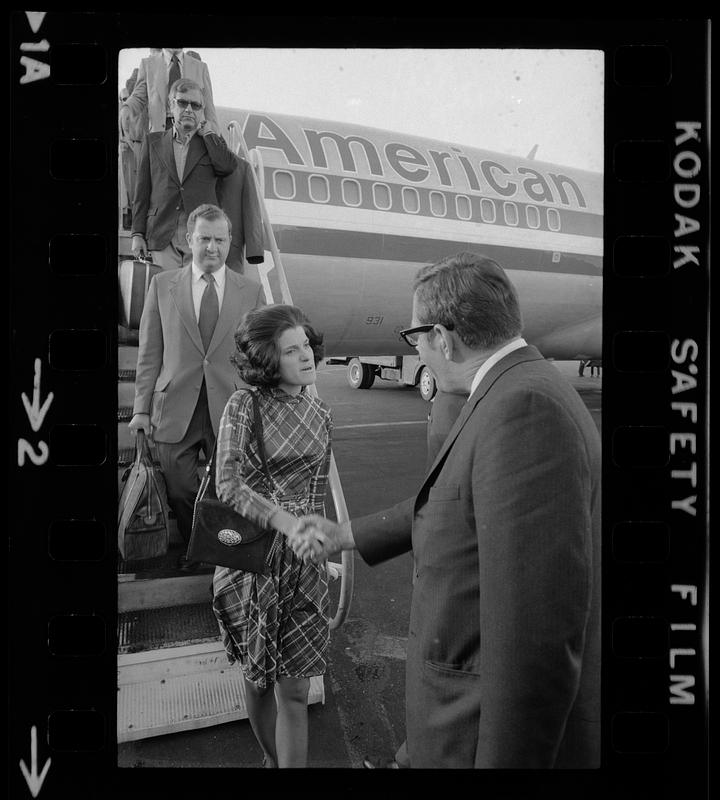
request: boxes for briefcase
[118,257,161,330]
[118,430,171,561]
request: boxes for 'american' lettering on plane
[242,113,589,209]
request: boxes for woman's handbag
[186,391,277,573]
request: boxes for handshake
[285,516,354,564]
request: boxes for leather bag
[118,256,162,329]
[186,391,276,573]
[117,429,171,561]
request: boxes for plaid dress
[212,386,332,689]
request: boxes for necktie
[167,54,181,96]
[198,273,219,351]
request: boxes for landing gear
[347,358,376,389]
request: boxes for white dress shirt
[191,263,226,320]
[469,337,528,397]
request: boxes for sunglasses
[174,98,204,111]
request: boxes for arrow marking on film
[19,726,51,797]
[21,359,54,432]
[25,12,47,34]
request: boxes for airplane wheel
[347,358,376,389]
[418,366,437,401]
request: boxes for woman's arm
[216,391,289,531]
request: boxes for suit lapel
[206,270,246,356]
[421,345,546,493]
[154,129,180,185]
[181,133,205,183]
[170,265,205,354]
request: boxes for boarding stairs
[116,126,353,743]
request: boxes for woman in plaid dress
[212,304,332,768]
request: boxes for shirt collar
[469,337,527,397]
[163,49,183,67]
[268,385,307,404]
[191,262,226,289]
[172,125,197,143]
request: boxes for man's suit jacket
[216,154,266,270]
[133,266,265,443]
[353,346,601,769]
[124,53,219,134]
[132,129,237,251]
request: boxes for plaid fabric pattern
[212,387,333,686]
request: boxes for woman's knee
[244,678,274,699]
[276,677,310,705]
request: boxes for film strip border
[9,14,709,798]
[603,32,709,795]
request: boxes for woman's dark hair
[231,304,325,388]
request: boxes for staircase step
[118,406,133,422]
[119,368,136,382]
[118,602,219,654]
[117,642,324,742]
[118,381,135,407]
[119,345,139,371]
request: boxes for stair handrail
[227,120,354,630]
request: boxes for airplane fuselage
[216,107,603,360]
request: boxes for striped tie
[198,273,219,351]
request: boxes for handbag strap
[205,389,278,497]
[249,390,276,495]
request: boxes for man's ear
[436,325,455,361]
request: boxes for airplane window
[504,202,519,226]
[480,198,496,223]
[309,175,330,203]
[456,195,472,220]
[402,187,420,214]
[342,179,362,206]
[526,205,541,229]
[430,191,447,217]
[547,208,562,231]
[273,170,295,199]
[372,183,392,210]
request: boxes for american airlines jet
[214,107,602,368]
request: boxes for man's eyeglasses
[174,98,204,111]
[399,322,454,347]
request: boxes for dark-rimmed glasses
[174,98,204,111]
[400,322,454,347]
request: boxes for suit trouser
[155,383,215,546]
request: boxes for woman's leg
[243,676,278,767]
[275,676,310,767]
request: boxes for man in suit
[128,204,265,570]
[122,48,219,134]
[131,77,237,270]
[293,252,601,768]
[364,388,469,770]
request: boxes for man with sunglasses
[122,47,219,135]
[131,78,237,270]
[292,252,601,770]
